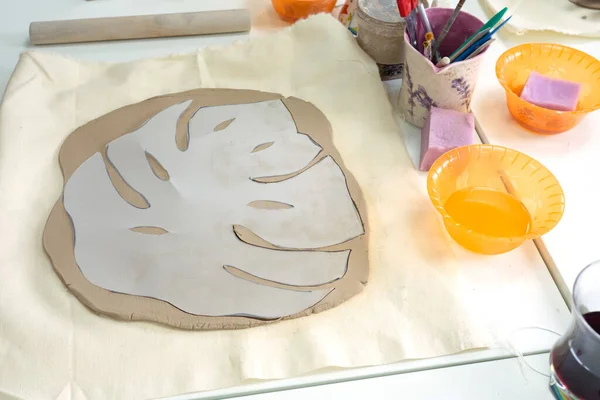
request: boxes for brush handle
[29,9,251,45]
[397,0,413,17]
[454,33,490,62]
[417,4,436,59]
[431,0,466,56]
[448,27,490,62]
[465,38,494,60]
[450,6,507,58]
[454,33,492,62]
[417,3,432,33]
[405,11,418,48]
[453,16,511,62]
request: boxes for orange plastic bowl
[427,145,565,255]
[496,43,600,134]
[272,0,337,22]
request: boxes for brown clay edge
[42,89,369,330]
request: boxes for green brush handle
[450,6,507,58]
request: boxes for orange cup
[271,0,337,22]
[496,43,600,134]
[427,145,565,255]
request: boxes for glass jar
[550,262,600,399]
[355,0,406,80]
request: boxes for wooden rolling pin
[29,9,251,45]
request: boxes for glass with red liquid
[550,262,600,399]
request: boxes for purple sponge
[420,107,475,171]
[520,71,582,112]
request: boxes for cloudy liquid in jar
[444,187,531,237]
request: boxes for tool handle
[416,3,432,33]
[29,9,251,45]
[431,0,466,56]
[465,38,494,60]
[396,0,413,17]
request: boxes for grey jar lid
[358,0,403,23]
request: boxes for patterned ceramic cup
[398,8,486,128]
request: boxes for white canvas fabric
[481,0,600,37]
[0,14,567,400]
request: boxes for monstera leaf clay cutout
[43,89,368,330]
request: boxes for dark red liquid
[552,312,600,399]
[582,312,600,335]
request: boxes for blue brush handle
[454,16,512,63]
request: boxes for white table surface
[0,1,580,399]
[469,5,600,300]
[169,353,554,400]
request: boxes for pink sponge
[420,107,475,171]
[520,71,582,111]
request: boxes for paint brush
[448,27,490,63]
[397,0,418,48]
[464,38,495,60]
[408,0,420,48]
[406,12,418,48]
[453,16,511,62]
[431,0,467,61]
[450,6,507,59]
[417,3,434,59]
[417,3,433,33]
[423,31,435,60]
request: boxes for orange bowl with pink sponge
[496,43,600,134]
